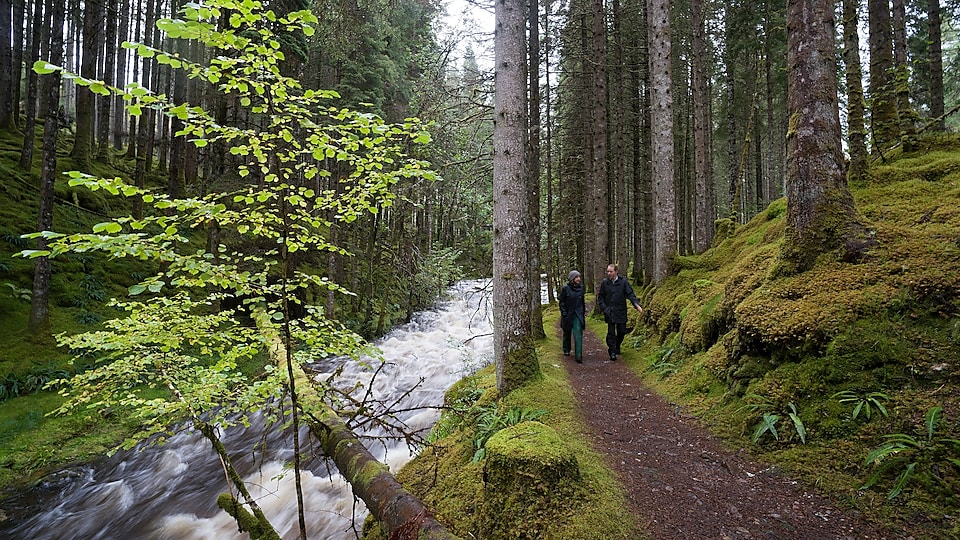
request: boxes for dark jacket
[558,282,586,332]
[597,275,639,324]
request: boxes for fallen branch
[256,311,461,540]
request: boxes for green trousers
[562,317,584,359]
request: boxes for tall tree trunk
[28,0,66,335]
[868,0,898,155]
[0,0,13,129]
[762,1,782,207]
[544,0,556,305]
[494,0,539,395]
[112,0,130,149]
[891,0,916,151]
[784,0,871,273]
[648,0,675,284]
[691,0,713,253]
[19,0,44,171]
[97,0,117,158]
[527,0,545,339]
[611,0,630,269]
[583,0,608,292]
[12,0,25,128]
[842,0,869,181]
[637,0,653,286]
[926,0,944,131]
[70,0,102,167]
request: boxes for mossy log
[256,311,461,540]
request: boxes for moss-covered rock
[480,420,581,539]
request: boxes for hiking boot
[563,351,570,356]
[609,352,617,361]
[575,355,583,363]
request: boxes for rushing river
[0,280,494,539]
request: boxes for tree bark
[112,0,130,149]
[527,0,545,339]
[70,0,102,167]
[842,0,869,182]
[648,0,675,284]
[19,0,44,171]
[891,0,916,152]
[97,0,117,159]
[0,0,13,130]
[691,0,713,253]
[28,0,65,335]
[926,0,944,131]
[11,0,24,129]
[784,0,872,273]
[494,0,539,395]
[868,0,898,154]
[585,0,608,291]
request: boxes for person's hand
[634,304,643,313]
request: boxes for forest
[0,0,958,538]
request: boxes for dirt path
[562,322,894,540]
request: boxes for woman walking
[559,270,586,363]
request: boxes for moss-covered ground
[2,126,960,539]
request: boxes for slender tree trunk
[842,0,868,181]
[544,0,556,305]
[256,315,462,540]
[691,0,713,253]
[762,2,780,207]
[868,0,898,154]
[926,0,944,131]
[11,0,26,128]
[97,0,117,158]
[527,0,545,339]
[784,0,871,273]
[19,0,44,171]
[611,0,630,269]
[494,0,539,395]
[724,10,738,220]
[579,0,608,292]
[70,0,102,167]
[891,0,916,151]
[0,0,13,129]
[112,0,129,149]
[648,0,675,284]
[28,0,66,335]
[637,0,654,286]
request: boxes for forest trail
[562,322,895,540]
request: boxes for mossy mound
[480,421,581,539]
[626,133,960,539]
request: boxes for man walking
[597,263,643,360]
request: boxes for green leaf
[32,60,59,74]
[887,462,916,500]
[128,284,147,295]
[18,249,51,258]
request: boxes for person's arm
[558,286,568,318]
[625,281,643,312]
[597,281,607,312]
